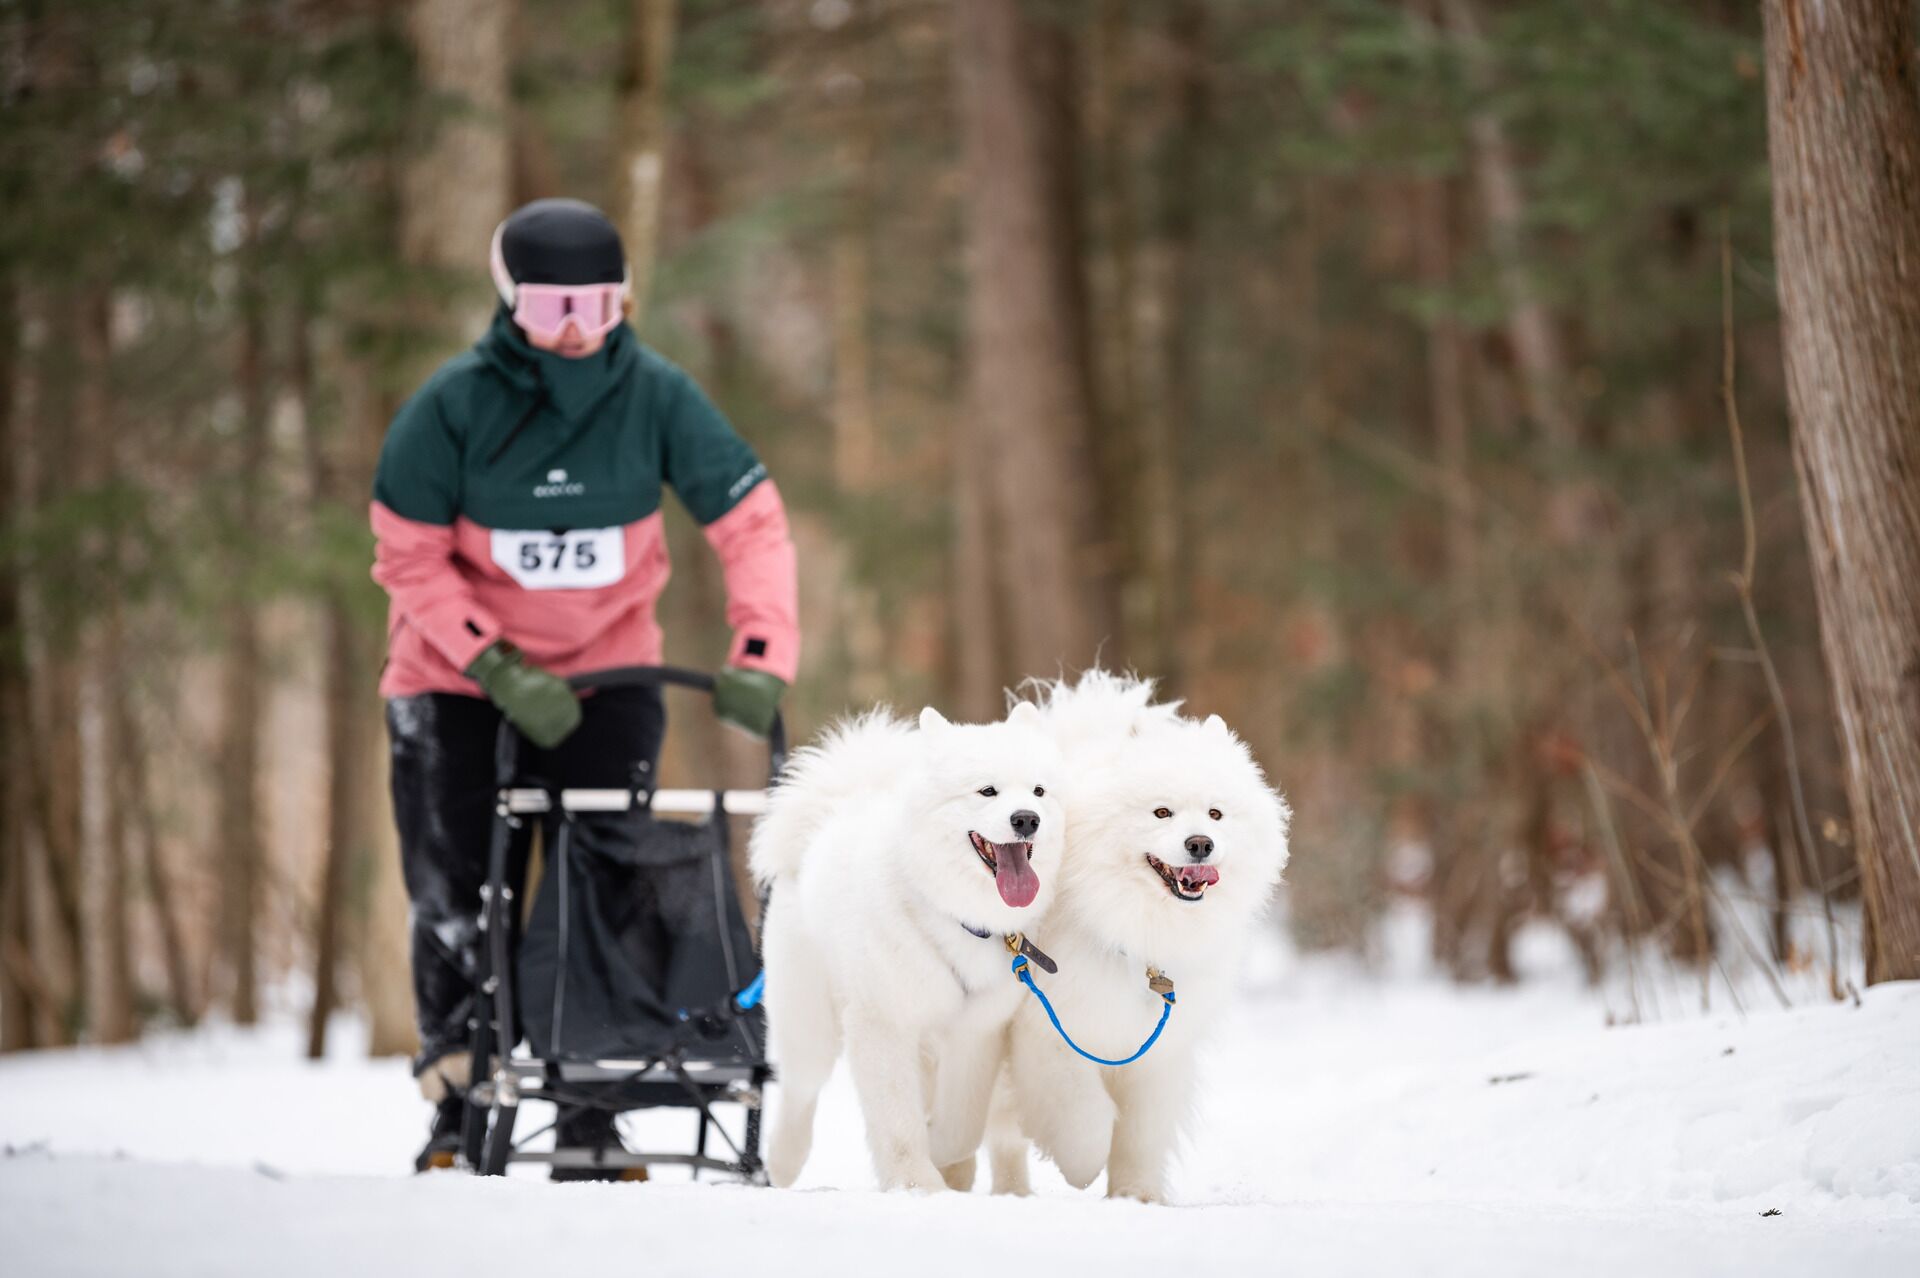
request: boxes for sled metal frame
[459,665,785,1183]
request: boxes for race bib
[490,526,625,590]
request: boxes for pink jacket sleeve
[370,501,504,673]
[703,481,801,683]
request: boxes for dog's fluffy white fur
[979,673,1291,1202]
[749,703,1065,1191]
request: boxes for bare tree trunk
[71,287,137,1045]
[354,348,416,1060]
[129,704,195,1026]
[1762,0,1920,984]
[1084,0,1144,663]
[299,317,367,1060]
[98,627,139,1044]
[307,601,366,1058]
[613,0,678,327]
[403,0,512,338]
[1144,0,1208,691]
[351,0,517,1061]
[1438,0,1578,457]
[952,0,1119,678]
[952,412,1006,721]
[828,11,889,707]
[1413,162,1493,976]
[29,298,88,1043]
[0,277,37,1051]
[217,258,270,1027]
[505,0,558,205]
[361,817,417,1058]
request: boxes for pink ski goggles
[489,222,628,343]
[510,282,626,343]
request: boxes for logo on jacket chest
[534,467,586,499]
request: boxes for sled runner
[459,666,782,1182]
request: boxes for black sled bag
[516,802,763,1064]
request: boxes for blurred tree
[0,0,1898,1050]
[614,0,678,323]
[952,0,1119,682]
[0,278,35,1050]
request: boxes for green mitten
[714,666,786,740]
[466,640,582,749]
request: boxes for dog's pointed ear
[1006,701,1042,728]
[1203,713,1232,739]
[919,706,951,735]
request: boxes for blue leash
[675,970,764,1034]
[733,970,765,1012]
[1011,953,1175,1068]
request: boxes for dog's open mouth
[1146,854,1220,902]
[968,831,1041,908]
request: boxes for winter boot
[551,1106,648,1183]
[415,1096,465,1172]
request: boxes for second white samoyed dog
[749,702,1065,1191]
[980,676,1290,1202]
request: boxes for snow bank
[1,929,1916,1276]
[1202,974,1920,1215]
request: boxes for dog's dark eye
[1209,808,1223,821]
[1033,785,1045,797]
[978,785,998,798]
[1153,807,1172,820]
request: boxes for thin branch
[1720,216,1843,1001]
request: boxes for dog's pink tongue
[1178,865,1221,888]
[995,842,1041,908]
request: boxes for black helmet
[489,198,627,302]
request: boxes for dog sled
[458,666,781,1182]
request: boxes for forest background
[4,0,1919,1058]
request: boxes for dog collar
[957,924,1060,975]
[1001,931,1059,974]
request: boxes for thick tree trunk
[1761,0,1920,983]
[952,0,1119,678]
[613,0,678,326]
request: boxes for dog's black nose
[1185,834,1213,860]
[1010,809,1040,839]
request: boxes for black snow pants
[386,686,666,1077]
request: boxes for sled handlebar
[562,665,787,773]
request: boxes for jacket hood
[475,304,638,425]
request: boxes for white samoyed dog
[978,673,1291,1202]
[748,702,1065,1191]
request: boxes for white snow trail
[2,922,1915,1275]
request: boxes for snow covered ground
[3,914,1917,1277]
